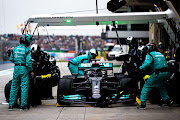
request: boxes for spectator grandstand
[0,34,116,51]
[0,34,117,63]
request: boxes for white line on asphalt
[0,101,9,105]
[0,68,13,77]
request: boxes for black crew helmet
[19,34,32,46]
[158,42,164,49]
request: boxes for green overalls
[139,51,170,106]
[9,44,33,107]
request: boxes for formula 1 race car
[57,60,138,107]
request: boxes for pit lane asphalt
[0,61,180,120]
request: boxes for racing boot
[161,99,173,107]
[8,106,13,111]
[137,101,146,110]
[137,105,146,110]
[20,106,28,111]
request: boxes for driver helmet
[89,49,98,59]
[7,47,14,57]
[19,34,32,46]
[31,44,40,54]
[49,56,56,66]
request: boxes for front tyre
[57,78,73,105]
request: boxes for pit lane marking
[46,104,95,107]
[0,68,13,77]
[0,102,9,105]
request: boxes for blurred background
[0,0,180,63]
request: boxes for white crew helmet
[31,44,40,53]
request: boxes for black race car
[57,60,137,107]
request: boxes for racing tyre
[120,78,131,90]
[4,80,21,107]
[58,78,73,95]
[63,75,73,79]
[120,78,136,104]
[115,74,129,81]
[4,80,12,102]
[57,78,73,104]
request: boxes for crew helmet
[126,36,134,45]
[19,34,32,46]
[127,36,138,46]
[89,49,98,59]
[158,42,164,49]
[142,43,157,54]
[31,44,40,53]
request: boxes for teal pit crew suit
[9,36,33,108]
[68,49,97,76]
[139,51,170,106]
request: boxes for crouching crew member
[137,43,173,109]
[68,49,98,76]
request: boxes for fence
[0,40,19,64]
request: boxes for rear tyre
[120,78,131,90]
[120,78,136,104]
[63,75,73,79]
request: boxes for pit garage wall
[149,22,178,60]
[149,23,159,45]
[149,23,176,49]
